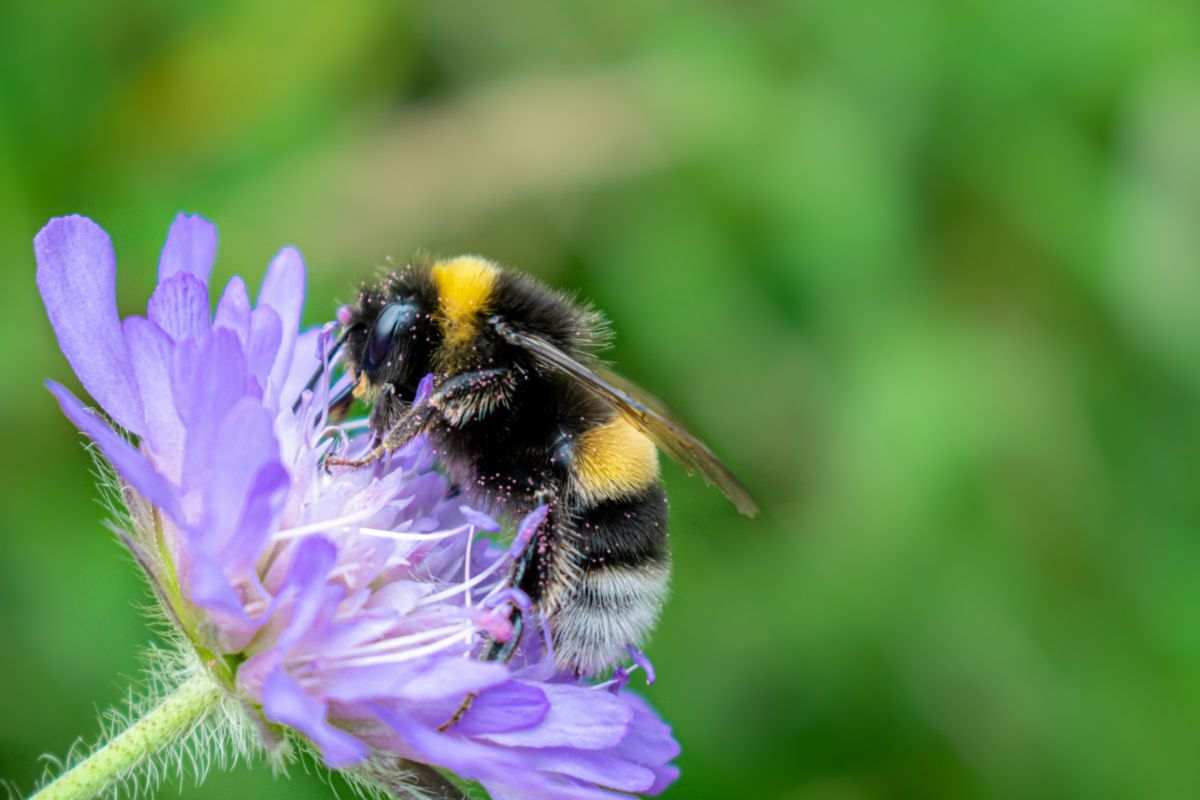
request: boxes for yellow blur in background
[3,2,1200,798]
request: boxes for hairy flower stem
[32,674,221,800]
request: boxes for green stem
[32,674,221,800]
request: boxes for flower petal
[183,549,255,639]
[320,663,416,704]
[270,536,340,653]
[484,781,633,800]
[158,213,217,285]
[279,327,322,410]
[392,656,511,702]
[262,668,369,768]
[213,276,252,345]
[148,273,210,343]
[173,330,251,489]
[258,246,305,397]
[372,706,525,781]
[514,746,655,793]
[122,316,185,481]
[247,306,282,389]
[47,380,180,522]
[203,397,289,570]
[474,683,632,749]
[376,709,630,800]
[609,692,680,768]
[454,681,549,736]
[35,216,144,434]
[644,765,680,797]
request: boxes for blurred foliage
[3,1,1200,798]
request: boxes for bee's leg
[323,444,386,470]
[324,398,437,470]
[424,367,515,429]
[438,498,548,733]
[327,368,516,471]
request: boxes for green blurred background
[4,2,1200,798]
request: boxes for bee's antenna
[291,327,353,413]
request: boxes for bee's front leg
[326,368,514,471]
[324,402,437,470]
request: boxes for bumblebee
[327,256,756,680]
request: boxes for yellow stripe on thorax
[573,415,660,504]
[431,256,500,349]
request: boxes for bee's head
[342,277,440,404]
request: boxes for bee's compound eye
[365,301,419,373]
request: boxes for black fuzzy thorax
[490,269,611,358]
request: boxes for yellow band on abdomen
[572,415,660,504]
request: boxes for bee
[326,256,757,682]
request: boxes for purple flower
[35,214,680,799]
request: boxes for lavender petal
[157,212,217,285]
[392,656,511,702]
[278,328,322,410]
[247,306,283,389]
[268,536,340,653]
[609,692,681,767]
[512,747,656,793]
[474,683,632,750]
[202,398,289,571]
[645,765,681,797]
[122,316,185,481]
[47,381,181,522]
[484,780,633,800]
[183,549,255,639]
[148,273,210,343]
[258,246,305,396]
[262,668,369,767]
[372,707,527,784]
[213,275,252,345]
[35,216,144,434]
[174,330,250,489]
[452,681,549,736]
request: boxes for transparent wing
[493,320,759,516]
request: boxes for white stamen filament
[463,526,476,647]
[273,495,412,541]
[312,623,475,666]
[323,627,475,669]
[418,545,513,606]
[359,523,472,542]
[464,527,475,610]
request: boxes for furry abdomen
[550,482,671,676]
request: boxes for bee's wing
[494,321,759,516]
